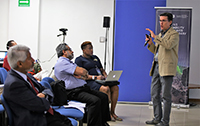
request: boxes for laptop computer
[0,51,7,64]
[95,70,123,86]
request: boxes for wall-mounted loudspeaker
[103,16,110,28]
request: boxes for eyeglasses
[66,48,72,52]
[159,20,168,22]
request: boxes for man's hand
[37,93,45,98]
[145,35,153,45]
[146,28,156,38]
[96,75,105,80]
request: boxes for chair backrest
[40,80,52,91]
[0,104,4,114]
[1,95,13,126]
[42,77,55,84]
[0,67,8,84]
[51,74,58,81]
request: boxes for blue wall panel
[114,0,166,102]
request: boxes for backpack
[50,80,68,106]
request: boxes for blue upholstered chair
[68,118,78,126]
[40,80,84,126]
[40,79,53,90]
[42,77,55,84]
[1,95,13,126]
[0,67,7,84]
[0,67,7,121]
[0,103,4,125]
[0,104,4,113]
[1,94,78,126]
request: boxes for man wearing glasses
[145,12,179,126]
[54,43,111,126]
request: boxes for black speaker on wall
[103,16,110,28]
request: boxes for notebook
[95,70,123,86]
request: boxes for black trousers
[46,109,73,126]
[67,86,111,126]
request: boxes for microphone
[144,40,149,47]
[144,34,151,47]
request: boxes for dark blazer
[3,69,53,126]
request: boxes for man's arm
[147,42,156,54]
[154,31,179,50]
[29,74,54,103]
[100,68,107,78]
[74,66,88,80]
[147,27,179,50]
[146,28,157,54]
[8,81,51,113]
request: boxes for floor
[82,102,200,126]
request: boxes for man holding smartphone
[145,12,179,126]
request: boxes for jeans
[151,63,173,125]
[67,86,110,126]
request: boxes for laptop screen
[0,51,7,63]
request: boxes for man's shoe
[155,122,169,126]
[104,122,110,126]
[145,119,160,125]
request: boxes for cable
[37,53,56,63]
[37,28,68,64]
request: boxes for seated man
[3,40,17,71]
[54,43,111,126]
[3,44,72,126]
[3,40,42,79]
[75,41,122,121]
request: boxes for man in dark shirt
[75,41,122,121]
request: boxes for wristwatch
[92,76,97,80]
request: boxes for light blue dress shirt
[54,57,86,89]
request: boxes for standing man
[3,45,72,126]
[54,43,111,126]
[3,40,17,71]
[145,12,179,126]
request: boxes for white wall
[0,0,114,75]
[8,0,40,59]
[0,0,40,58]
[167,0,200,99]
[0,0,9,50]
[38,0,114,74]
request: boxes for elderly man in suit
[145,12,179,126]
[3,45,72,126]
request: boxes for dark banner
[155,7,192,104]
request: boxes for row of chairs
[0,67,7,125]
[40,78,84,126]
[0,67,84,126]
